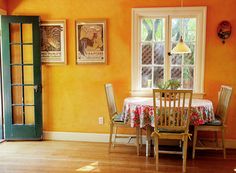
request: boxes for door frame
[0,9,7,141]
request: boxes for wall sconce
[217,21,232,44]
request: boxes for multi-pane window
[132,7,206,96]
[170,18,196,89]
[141,17,196,90]
[141,18,165,88]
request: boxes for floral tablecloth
[122,97,215,128]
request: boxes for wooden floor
[0,141,236,173]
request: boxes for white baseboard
[43,131,236,149]
[43,131,111,143]
[43,131,143,144]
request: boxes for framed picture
[40,20,67,64]
[76,19,107,64]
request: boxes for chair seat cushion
[205,117,222,126]
[158,128,185,133]
[112,113,124,122]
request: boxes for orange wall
[0,0,6,10]
[6,0,236,139]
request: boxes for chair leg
[183,136,188,173]
[113,126,118,148]
[222,128,226,159]
[153,136,159,171]
[136,127,140,156]
[192,126,197,159]
[146,125,151,157]
[109,123,113,153]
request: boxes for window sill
[130,90,205,99]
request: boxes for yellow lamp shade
[171,37,191,54]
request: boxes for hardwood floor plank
[0,141,235,173]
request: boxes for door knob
[34,84,42,93]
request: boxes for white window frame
[131,7,207,98]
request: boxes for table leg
[146,125,151,157]
[136,127,140,156]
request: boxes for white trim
[43,131,145,143]
[200,7,207,93]
[131,7,207,96]
[43,131,111,142]
[43,131,236,149]
[130,89,205,98]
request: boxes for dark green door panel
[1,16,42,140]
[0,41,2,139]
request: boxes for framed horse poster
[76,19,107,64]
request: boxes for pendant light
[171,36,191,54]
[171,0,191,54]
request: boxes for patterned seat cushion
[205,116,222,126]
[112,113,124,122]
[158,128,185,133]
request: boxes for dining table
[122,97,215,156]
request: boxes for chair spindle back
[216,85,232,124]
[105,83,118,121]
[153,89,193,133]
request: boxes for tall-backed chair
[192,85,232,159]
[104,83,140,155]
[151,89,193,173]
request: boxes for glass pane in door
[23,45,33,64]
[9,22,35,125]
[12,86,22,105]
[22,24,33,43]
[24,66,34,84]
[13,106,23,124]
[11,45,21,64]
[10,23,20,43]
[11,66,22,84]
[24,86,34,105]
[25,106,35,125]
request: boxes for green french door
[1,16,42,140]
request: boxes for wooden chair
[151,89,193,173]
[192,85,232,159]
[104,83,140,155]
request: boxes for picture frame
[40,20,67,64]
[75,19,107,64]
